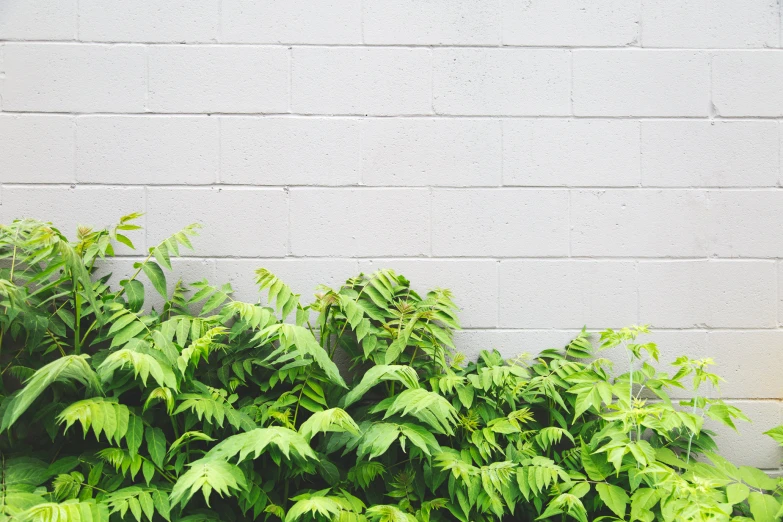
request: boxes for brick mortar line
[4,111,783,120]
[77,254,783,262]
[5,183,783,191]
[2,40,783,51]
[458,327,783,332]
[7,113,783,122]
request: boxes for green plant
[0,216,781,522]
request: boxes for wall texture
[0,0,781,468]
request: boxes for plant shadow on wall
[0,215,782,522]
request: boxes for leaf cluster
[0,216,781,522]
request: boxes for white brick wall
[1,0,781,468]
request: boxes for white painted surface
[1,0,780,468]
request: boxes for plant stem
[170,416,180,440]
[293,367,314,426]
[627,346,634,441]
[114,248,157,301]
[47,330,68,357]
[685,393,699,464]
[79,482,109,494]
[149,461,176,484]
[71,268,82,355]
[80,320,99,347]
[627,348,633,409]
[8,236,18,284]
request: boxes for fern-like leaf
[205,426,318,465]
[169,459,246,508]
[143,387,175,415]
[189,280,233,316]
[52,472,84,501]
[284,490,342,522]
[255,324,346,388]
[57,397,131,445]
[16,499,108,522]
[341,365,419,408]
[167,431,216,460]
[435,450,478,484]
[298,408,360,442]
[177,327,228,375]
[365,505,417,522]
[173,392,255,431]
[96,448,153,482]
[0,457,52,517]
[516,456,569,500]
[347,462,385,490]
[1,355,101,431]
[535,427,575,451]
[98,348,177,390]
[147,224,201,272]
[255,268,300,320]
[104,486,171,522]
[221,301,276,331]
[376,388,458,435]
[356,422,440,461]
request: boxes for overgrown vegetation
[0,216,781,522]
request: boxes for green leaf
[748,492,781,522]
[257,324,346,388]
[455,384,474,409]
[630,488,658,522]
[380,388,458,435]
[151,489,171,521]
[126,415,144,458]
[57,398,130,445]
[170,459,246,508]
[122,280,145,313]
[153,243,171,271]
[596,483,628,519]
[254,268,300,319]
[115,233,134,249]
[366,504,416,522]
[726,482,749,504]
[285,493,342,522]
[569,482,590,499]
[764,425,783,445]
[341,365,420,408]
[201,291,228,315]
[110,320,147,349]
[383,313,421,365]
[581,442,611,481]
[357,423,401,461]
[205,426,318,465]
[142,461,155,486]
[141,261,167,299]
[145,427,167,468]
[738,466,778,490]
[87,463,103,487]
[1,355,101,431]
[299,408,359,442]
[16,499,107,522]
[99,348,177,389]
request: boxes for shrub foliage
[0,216,781,522]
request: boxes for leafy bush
[0,216,781,522]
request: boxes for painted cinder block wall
[1,0,781,469]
